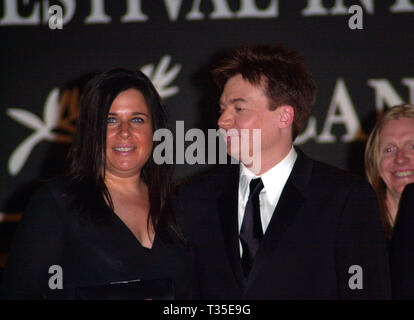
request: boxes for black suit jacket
[175,150,391,299]
[390,183,414,299]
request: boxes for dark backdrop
[1,0,413,262]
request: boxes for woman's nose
[395,149,408,165]
[119,122,131,138]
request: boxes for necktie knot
[249,178,264,198]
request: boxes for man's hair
[211,43,317,139]
[365,104,414,238]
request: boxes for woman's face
[379,117,414,199]
[105,88,153,179]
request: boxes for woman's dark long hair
[66,68,177,241]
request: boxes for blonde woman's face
[379,117,414,199]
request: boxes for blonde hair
[365,104,414,238]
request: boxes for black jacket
[174,149,391,299]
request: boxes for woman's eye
[132,117,144,123]
[384,146,395,153]
[107,117,116,124]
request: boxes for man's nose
[218,108,234,129]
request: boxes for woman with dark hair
[0,68,194,299]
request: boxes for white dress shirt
[238,147,297,256]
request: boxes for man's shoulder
[306,156,372,191]
[293,148,368,189]
[311,158,361,178]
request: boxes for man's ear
[278,105,294,128]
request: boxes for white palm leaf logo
[7,89,72,175]
[141,55,181,98]
[7,55,181,176]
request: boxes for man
[175,44,390,299]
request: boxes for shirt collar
[239,146,297,203]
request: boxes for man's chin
[226,153,261,173]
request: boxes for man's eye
[235,107,244,112]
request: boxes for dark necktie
[240,177,264,277]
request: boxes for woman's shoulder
[29,176,95,212]
[24,176,107,226]
[32,176,76,200]
[403,183,414,197]
[399,183,414,215]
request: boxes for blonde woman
[365,104,414,239]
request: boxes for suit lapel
[244,149,313,292]
[216,165,245,290]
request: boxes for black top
[0,177,194,299]
[390,183,414,299]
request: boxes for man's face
[379,117,414,200]
[217,74,285,171]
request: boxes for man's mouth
[219,129,239,140]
